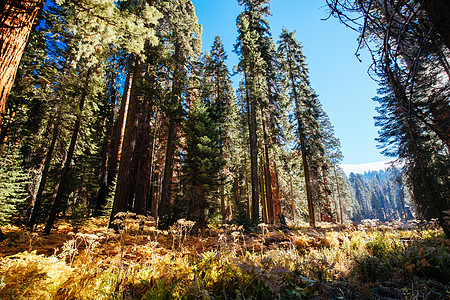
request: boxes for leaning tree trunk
[0,0,44,130]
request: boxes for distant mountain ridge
[340,160,394,176]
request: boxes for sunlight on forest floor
[1,217,449,299]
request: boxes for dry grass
[0,217,449,299]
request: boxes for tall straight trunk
[0,0,43,130]
[333,166,344,225]
[94,65,119,215]
[260,158,267,224]
[220,179,226,221]
[261,111,274,224]
[245,74,260,222]
[44,74,90,234]
[284,50,315,226]
[133,96,153,215]
[147,110,159,217]
[321,165,333,222]
[159,41,183,223]
[110,66,133,179]
[291,91,315,226]
[109,59,145,227]
[298,129,315,227]
[272,161,281,216]
[159,119,178,218]
[289,175,295,223]
[94,65,133,215]
[28,114,59,230]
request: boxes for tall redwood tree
[0,0,44,129]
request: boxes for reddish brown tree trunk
[262,111,274,224]
[109,59,145,227]
[0,0,43,129]
[288,176,294,223]
[159,119,178,219]
[244,74,260,222]
[133,96,153,215]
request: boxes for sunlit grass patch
[0,217,449,299]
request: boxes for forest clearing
[1,216,449,299]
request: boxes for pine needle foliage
[0,148,30,227]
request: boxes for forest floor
[0,215,449,299]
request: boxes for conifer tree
[0,148,30,240]
[182,98,225,227]
[203,36,235,221]
[278,29,317,227]
[235,0,271,222]
[157,0,202,225]
[326,0,450,236]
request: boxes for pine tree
[0,148,30,240]
[182,99,225,227]
[203,36,235,221]
[235,0,271,222]
[278,29,318,227]
[157,0,202,226]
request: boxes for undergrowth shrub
[0,219,449,299]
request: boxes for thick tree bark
[28,115,59,230]
[133,96,153,215]
[244,74,260,222]
[0,0,43,130]
[158,119,178,219]
[93,59,123,216]
[109,59,144,227]
[262,111,274,224]
[159,41,183,223]
[272,161,281,216]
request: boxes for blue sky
[191,0,389,166]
